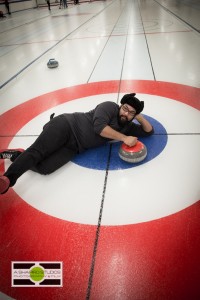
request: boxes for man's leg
[31,145,77,175]
[1,115,74,192]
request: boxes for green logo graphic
[30,266,45,282]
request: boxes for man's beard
[118,115,130,126]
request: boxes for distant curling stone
[119,141,147,163]
[47,59,59,68]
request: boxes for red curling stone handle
[121,141,144,153]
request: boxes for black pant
[5,3,11,14]
[4,115,78,187]
[47,0,51,10]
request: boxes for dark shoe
[0,149,24,160]
[0,176,10,194]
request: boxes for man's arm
[100,126,138,147]
[134,114,153,133]
[100,114,153,147]
[126,114,154,137]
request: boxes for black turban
[120,93,144,114]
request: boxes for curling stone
[47,59,59,68]
[119,141,147,163]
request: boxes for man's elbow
[145,126,154,136]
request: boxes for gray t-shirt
[63,101,152,152]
